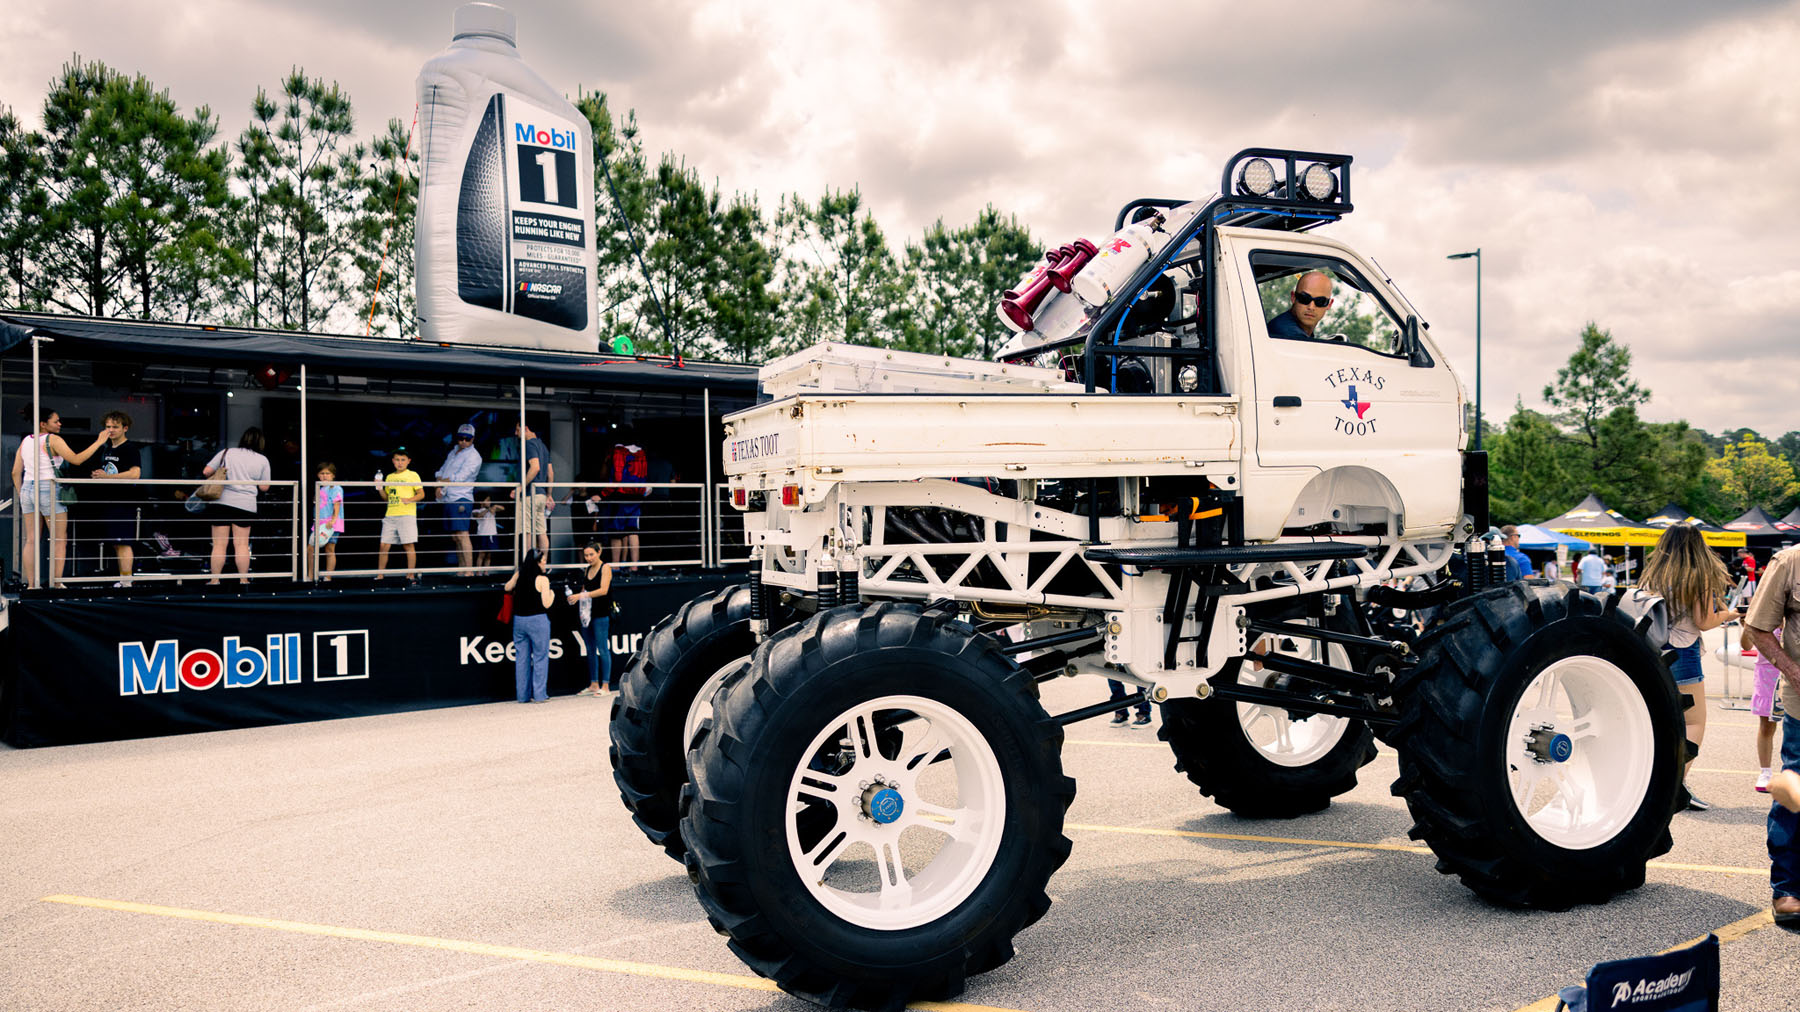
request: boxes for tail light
[781,484,801,507]
[732,487,747,508]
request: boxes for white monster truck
[610,149,1687,1011]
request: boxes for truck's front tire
[681,603,1075,1010]
[1389,582,1686,908]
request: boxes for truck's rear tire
[682,603,1075,1010]
[1388,582,1686,908]
[1160,626,1377,818]
[610,583,774,861]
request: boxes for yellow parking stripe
[37,895,1026,1012]
[1063,825,1768,876]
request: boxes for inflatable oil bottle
[414,3,598,350]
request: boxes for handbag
[195,449,230,501]
[495,591,513,624]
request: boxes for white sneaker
[1757,768,1773,793]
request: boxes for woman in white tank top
[10,408,106,588]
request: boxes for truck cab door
[1218,227,1464,539]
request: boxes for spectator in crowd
[1500,525,1535,579]
[88,411,142,587]
[202,427,272,585]
[504,548,553,703]
[568,541,615,696]
[510,421,552,555]
[376,447,424,583]
[314,462,343,580]
[10,408,106,588]
[436,423,481,576]
[1742,542,1800,925]
[1639,523,1738,813]
[1747,623,1784,793]
[472,490,503,572]
[1739,548,1760,600]
[1577,551,1606,593]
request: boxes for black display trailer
[0,572,737,747]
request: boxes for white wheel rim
[784,694,1007,931]
[1504,655,1654,849]
[684,658,747,747]
[1235,635,1353,767]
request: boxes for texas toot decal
[1325,366,1384,436]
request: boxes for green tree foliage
[899,207,1037,358]
[0,105,46,308]
[260,70,365,331]
[776,187,906,352]
[350,116,418,338]
[1705,436,1800,518]
[1489,326,1707,524]
[1542,322,1648,452]
[578,91,778,361]
[1487,402,1566,525]
[31,58,231,319]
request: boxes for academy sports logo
[1324,366,1384,436]
[1609,967,1694,1006]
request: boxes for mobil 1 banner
[0,575,736,748]
[453,93,592,331]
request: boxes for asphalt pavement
[2,622,1795,1011]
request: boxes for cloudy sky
[3,0,1796,436]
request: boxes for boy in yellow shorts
[377,447,424,582]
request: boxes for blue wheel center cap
[868,788,904,824]
[1548,733,1573,763]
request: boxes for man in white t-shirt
[1577,551,1606,592]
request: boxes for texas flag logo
[1340,385,1372,419]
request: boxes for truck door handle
[1272,396,1302,407]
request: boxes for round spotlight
[1237,158,1277,197]
[1299,163,1337,201]
[1177,364,1200,392]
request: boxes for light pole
[1447,248,1481,449]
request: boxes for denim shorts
[1668,642,1705,686]
[18,481,63,515]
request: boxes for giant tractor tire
[1389,581,1687,909]
[681,603,1075,1011]
[610,583,786,862]
[1159,612,1379,818]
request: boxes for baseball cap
[391,446,410,456]
[456,423,476,438]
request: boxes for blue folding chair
[1555,934,1719,1012]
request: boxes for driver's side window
[1252,252,1404,357]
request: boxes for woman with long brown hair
[1638,523,1737,811]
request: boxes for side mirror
[1405,316,1434,368]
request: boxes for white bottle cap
[453,3,517,46]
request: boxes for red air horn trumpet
[1045,238,1098,293]
[999,248,1066,333]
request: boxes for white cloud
[2,0,1796,435]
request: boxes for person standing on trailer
[10,408,106,588]
[377,447,425,583]
[511,422,552,556]
[436,423,481,576]
[87,411,142,587]
[202,428,272,586]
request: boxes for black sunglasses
[1292,292,1332,308]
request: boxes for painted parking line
[1063,824,1768,877]
[37,895,1027,1012]
[1510,908,1775,1012]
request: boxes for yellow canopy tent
[1643,502,1746,549]
[1541,494,1662,547]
